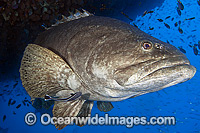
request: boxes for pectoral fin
[76,100,94,127]
[20,44,76,99]
[97,101,114,112]
[53,99,85,130]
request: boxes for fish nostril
[155,43,163,49]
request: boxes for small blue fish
[188,44,193,48]
[22,101,26,106]
[11,100,16,105]
[178,20,181,25]
[177,7,181,16]
[197,0,200,6]
[44,92,82,102]
[185,17,195,21]
[174,22,178,27]
[164,23,170,29]
[194,43,200,51]
[157,19,163,22]
[193,45,198,55]
[16,104,21,109]
[177,0,184,10]
[165,16,171,19]
[149,27,154,30]
[142,10,148,17]
[13,82,18,89]
[178,46,186,53]
[147,10,154,14]
[41,24,48,30]
[121,12,133,21]
[8,99,12,106]
[178,27,183,34]
[3,115,6,122]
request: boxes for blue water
[0,0,200,132]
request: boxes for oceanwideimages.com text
[25,112,176,128]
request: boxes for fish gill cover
[0,0,200,133]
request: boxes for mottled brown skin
[34,16,196,101]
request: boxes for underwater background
[0,0,200,132]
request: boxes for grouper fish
[19,10,196,129]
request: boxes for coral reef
[0,0,84,27]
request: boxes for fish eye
[142,41,153,50]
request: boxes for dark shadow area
[0,0,84,81]
[83,0,164,22]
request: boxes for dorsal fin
[45,9,93,30]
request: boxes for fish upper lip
[133,55,191,83]
[129,55,190,71]
[144,55,190,68]
[160,59,190,68]
[147,61,190,77]
[127,54,189,70]
[157,55,190,68]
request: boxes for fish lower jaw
[86,87,138,102]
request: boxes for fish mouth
[140,55,192,80]
[123,55,196,91]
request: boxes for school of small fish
[132,0,200,56]
[0,79,32,123]
[131,1,200,131]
